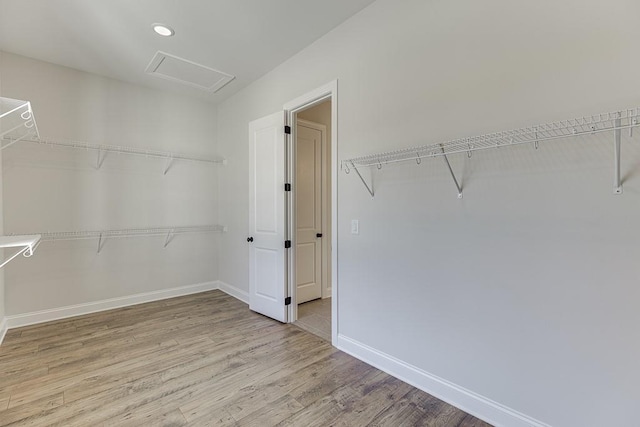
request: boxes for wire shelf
[343,108,640,168]
[0,98,224,167]
[37,225,227,241]
[16,137,227,166]
[0,97,40,150]
[342,107,640,198]
[7,225,226,253]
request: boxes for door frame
[284,80,338,346]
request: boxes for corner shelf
[0,235,42,269]
[343,107,640,198]
[0,97,40,150]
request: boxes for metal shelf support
[164,229,175,248]
[346,161,375,198]
[0,235,42,269]
[614,114,622,195]
[164,156,175,175]
[97,233,106,253]
[441,146,463,199]
[96,149,106,169]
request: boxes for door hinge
[285,297,292,305]
[284,125,291,134]
[284,240,291,248]
[284,183,291,191]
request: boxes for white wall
[0,52,220,316]
[217,0,640,426]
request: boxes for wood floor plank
[179,334,336,422]
[188,408,238,427]
[367,398,427,427]
[0,366,49,391]
[0,393,64,426]
[329,371,415,426]
[0,395,9,411]
[0,290,492,427]
[287,353,376,408]
[235,394,305,426]
[407,387,470,426]
[15,337,201,408]
[224,351,353,422]
[2,337,180,401]
[273,392,344,427]
[45,330,328,425]
[2,329,21,340]
[187,346,345,423]
[457,413,494,427]
[103,407,189,427]
[0,342,38,362]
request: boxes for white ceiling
[0,0,376,103]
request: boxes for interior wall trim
[216,280,249,304]
[4,281,219,330]
[337,334,551,427]
[0,317,8,346]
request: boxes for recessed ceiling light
[153,23,174,37]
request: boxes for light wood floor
[295,298,331,342]
[0,291,492,426]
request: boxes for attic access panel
[145,51,235,93]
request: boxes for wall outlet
[351,219,359,235]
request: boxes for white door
[296,121,323,304]
[248,112,288,322]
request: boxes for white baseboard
[0,317,7,346]
[5,281,219,329]
[216,280,249,304]
[337,334,550,427]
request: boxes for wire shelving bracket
[342,108,640,198]
[345,161,375,198]
[0,97,40,150]
[0,235,42,269]
[11,225,226,254]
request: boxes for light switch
[351,220,359,235]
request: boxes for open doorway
[292,100,332,341]
[247,81,337,342]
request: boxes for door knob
[247,237,254,242]
[316,233,323,238]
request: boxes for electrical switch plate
[351,220,359,235]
